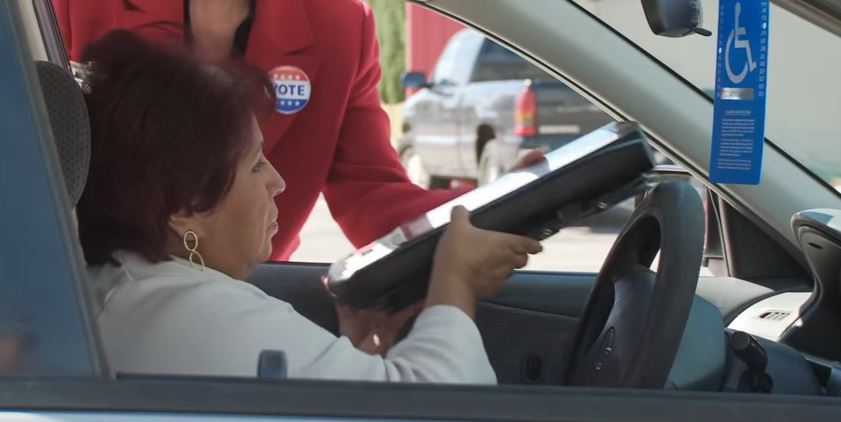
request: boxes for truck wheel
[478,140,504,185]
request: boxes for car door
[411,29,477,178]
[5,0,841,421]
[0,0,104,378]
[456,36,514,177]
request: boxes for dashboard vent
[759,310,791,321]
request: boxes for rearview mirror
[400,71,430,89]
[641,0,712,37]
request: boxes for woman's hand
[512,149,545,171]
[426,206,542,318]
[339,205,541,352]
[337,301,424,356]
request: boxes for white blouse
[88,251,496,384]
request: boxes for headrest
[35,61,91,206]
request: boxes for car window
[572,0,841,192]
[430,38,460,85]
[293,14,713,276]
[472,40,555,82]
[430,30,477,86]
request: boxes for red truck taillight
[514,86,537,137]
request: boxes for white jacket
[88,251,496,384]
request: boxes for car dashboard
[673,208,841,396]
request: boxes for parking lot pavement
[291,198,355,263]
[292,197,627,273]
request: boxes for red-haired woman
[79,31,542,383]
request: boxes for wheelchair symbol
[725,2,757,84]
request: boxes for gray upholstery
[476,301,577,385]
[248,263,341,335]
[35,61,90,206]
[248,262,582,385]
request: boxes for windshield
[572,0,841,189]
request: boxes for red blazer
[54,0,461,260]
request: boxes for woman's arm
[105,278,494,384]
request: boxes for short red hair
[77,30,273,265]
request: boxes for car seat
[35,61,90,207]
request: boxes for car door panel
[3,378,840,421]
[477,301,579,384]
[248,262,341,335]
[476,272,594,384]
[247,263,594,384]
[488,271,594,317]
[428,86,465,176]
[409,29,484,178]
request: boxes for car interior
[32,43,841,396]
[4,0,841,416]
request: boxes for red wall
[405,4,465,78]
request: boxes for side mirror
[641,0,712,37]
[401,71,430,89]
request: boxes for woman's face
[170,116,285,279]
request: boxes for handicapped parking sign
[710,0,770,185]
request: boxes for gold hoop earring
[182,230,205,271]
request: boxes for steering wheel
[564,181,705,388]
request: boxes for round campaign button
[269,66,311,115]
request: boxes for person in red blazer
[54,0,464,261]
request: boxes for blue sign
[710,0,770,185]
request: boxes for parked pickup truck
[399,28,613,187]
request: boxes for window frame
[0,0,105,378]
[3,377,841,421]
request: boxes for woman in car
[77,30,542,383]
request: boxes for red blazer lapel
[250,0,313,54]
[118,0,322,153]
[247,0,321,154]
[118,0,184,43]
